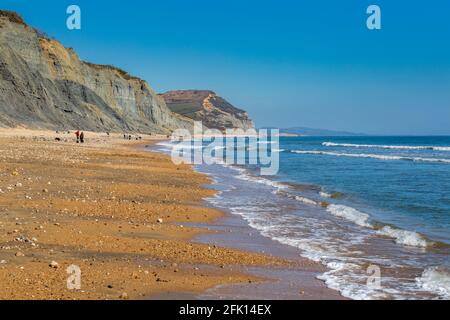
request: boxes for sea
[155,136,450,300]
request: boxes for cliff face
[160,90,254,131]
[0,11,193,133]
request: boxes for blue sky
[2,0,450,134]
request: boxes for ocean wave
[157,142,204,150]
[416,267,450,299]
[326,204,373,228]
[376,226,430,248]
[317,262,390,300]
[295,196,318,206]
[290,150,450,164]
[319,191,344,199]
[156,142,174,148]
[320,191,332,198]
[235,171,287,191]
[323,142,450,152]
[192,145,450,300]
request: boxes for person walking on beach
[75,130,80,143]
[80,132,85,144]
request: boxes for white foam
[291,150,450,164]
[323,142,450,152]
[326,204,373,228]
[317,262,390,300]
[192,146,449,300]
[320,191,332,198]
[295,196,318,206]
[156,142,174,148]
[376,226,430,248]
[157,142,204,150]
[416,267,450,299]
[235,171,287,191]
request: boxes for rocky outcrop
[160,90,254,131]
[0,11,193,133]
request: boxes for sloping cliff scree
[0,11,192,133]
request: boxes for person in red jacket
[75,130,80,143]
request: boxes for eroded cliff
[160,90,254,131]
[0,11,193,133]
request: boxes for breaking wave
[416,267,450,299]
[376,226,430,248]
[326,204,373,228]
[323,142,450,152]
[291,150,450,164]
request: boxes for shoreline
[191,214,345,300]
[149,141,345,300]
[0,128,342,300]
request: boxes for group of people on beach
[124,134,142,141]
[55,130,152,143]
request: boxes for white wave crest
[416,267,450,299]
[320,191,332,198]
[326,204,373,228]
[291,150,450,164]
[376,226,430,248]
[235,172,287,191]
[295,196,318,206]
[322,142,450,152]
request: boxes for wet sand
[189,212,345,300]
[0,128,342,300]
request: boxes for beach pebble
[49,261,59,268]
[0,260,7,264]
[119,292,129,300]
[157,218,163,224]
[42,189,49,193]
[15,251,25,257]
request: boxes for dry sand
[0,128,292,300]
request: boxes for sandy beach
[0,128,341,300]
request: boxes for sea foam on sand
[416,267,450,298]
